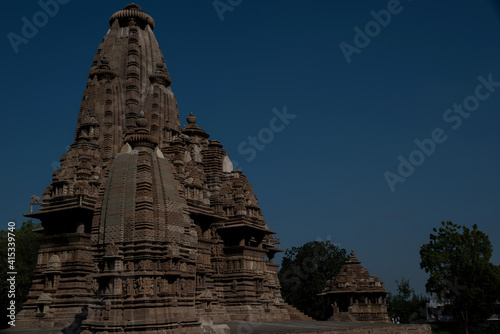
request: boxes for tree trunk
[461,309,469,334]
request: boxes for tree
[420,221,500,333]
[278,241,348,320]
[387,277,428,324]
[0,220,41,329]
[387,277,414,323]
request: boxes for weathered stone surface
[18,4,289,333]
[320,251,390,323]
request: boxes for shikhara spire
[18,4,301,333]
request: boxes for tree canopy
[420,221,500,332]
[0,220,41,329]
[278,240,348,320]
[387,277,428,324]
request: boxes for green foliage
[278,240,348,320]
[397,277,414,300]
[387,277,413,322]
[420,221,500,331]
[0,220,41,329]
[409,293,430,323]
[387,277,428,323]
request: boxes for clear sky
[1,0,500,296]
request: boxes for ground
[0,321,431,334]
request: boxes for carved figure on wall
[125,278,134,297]
[91,279,99,295]
[31,194,42,204]
[30,195,42,213]
[126,262,134,271]
[179,278,186,296]
[105,242,119,256]
[161,279,169,294]
[122,279,128,296]
[137,277,153,296]
[173,279,179,296]
[185,279,194,294]
[211,243,224,257]
[105,280,113,295]
[274,237,281,247]
[44,276,52,290]
[154,277,161,296]
[47,255,61,269]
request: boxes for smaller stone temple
[320,250,390,323]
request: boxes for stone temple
[18,4,299,333]
[320,251,391,323]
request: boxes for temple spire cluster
[17,4,300,333]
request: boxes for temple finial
[109,3,155,30]
[125,3,141,10]
[187,112,197,125]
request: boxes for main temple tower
[18,4,290,333]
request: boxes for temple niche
[16,4,306,334]
[320,251,391,323]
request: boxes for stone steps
[283,303,315,321]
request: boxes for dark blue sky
[1,0,500,295]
